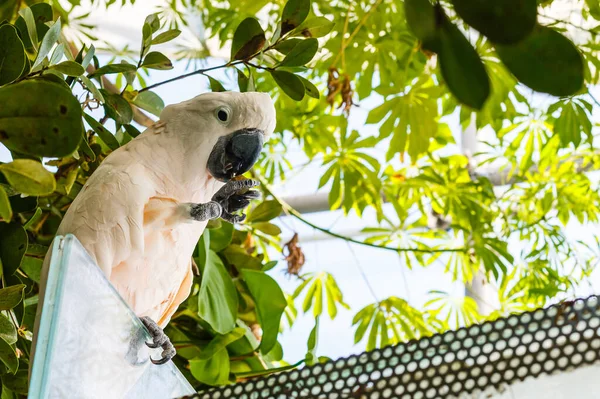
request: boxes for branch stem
[254,174,466,254]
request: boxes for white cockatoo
[33,91,276,364]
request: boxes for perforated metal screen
[180,295,600,399]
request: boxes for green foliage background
[0,0,599,395]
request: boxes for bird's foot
[212,178,261,223]
[139,316,176,365]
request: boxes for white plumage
[36,91,276,330]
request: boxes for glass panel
[30,234,195,398]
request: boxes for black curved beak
[207,128,264,182]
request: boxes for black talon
[140,316,176,365]
[150,338,176,365]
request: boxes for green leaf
[206,75,226,92]
[0,186,11,222]
[0,0,16,22]
[14,3,52,50]
[253,222,282,236]
[587,0,600,19]
[0,338,17,374]
[209,222,233,252]
[144,13,161,34]
[496,26,584,96]
[270,70,305,101]
[189,348,230,386]
[451,0,537,44]
[313,278,323,317]
[142,23,153,55]
[231,18,266,60]
[247,200,282,223]
[262,260,278,272]
[554,102,580,147]
[0,160,55,196]
[305,317,319,365]
[151,29,181,45]
[298,76,319,99]
[241,269,287,354]
[141,51,173,70]
[237,68,249,92]
[0,222,27,277]
[280,38,318,67]
[0,25,26,86]
[50,43,65,65]
[352,304,375,344]
[0,1,17,24]
[0,285,25,311]
[88,63,137,78]
[197,234,238,334]
[291,17,335,38]
[223,246,262,270]
[20,253,42,283]
[18,7,38,51]
[273,38,303,55]
[404,0,437,43]
[0,79,83,157]
[33,18,61,68]
[0,314,17,345]
[302,278,318,312]
[49,60,84,76]
[23,206,42,229]
[367,311,383,351]
[123,124,141,138]
[438,16,490,109]
[81,45,95,69]
[83,113,120,151]
[281,0,310,35]
[131,91,164,117]
[264,340,283,362]
[1,370,27,394]
[198,327,245,360]
[234,360,304,379]
[100,90,134,125]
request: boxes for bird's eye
[215,107,230,123]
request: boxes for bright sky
[2,0,600,365]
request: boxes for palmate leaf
[318,129,382,214]
[424,290,481,328]
[549,98,593,147]
[352,297,440,351]
[292,272,349,320]
[366,78,440,161]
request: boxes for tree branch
[138,60,244,93]
[254,174,466,254]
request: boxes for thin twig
[539,13,598,36]
[244,61,274,71]
[139,60,243,92]
[140,30,290,93]
[347,241,379,301]
[588,88,600,107]
[331,0,384,67]
[255,174,466,254]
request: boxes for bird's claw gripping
[211,179,261,223]
[140,316,176,365]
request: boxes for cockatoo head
[160,91,276,182]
